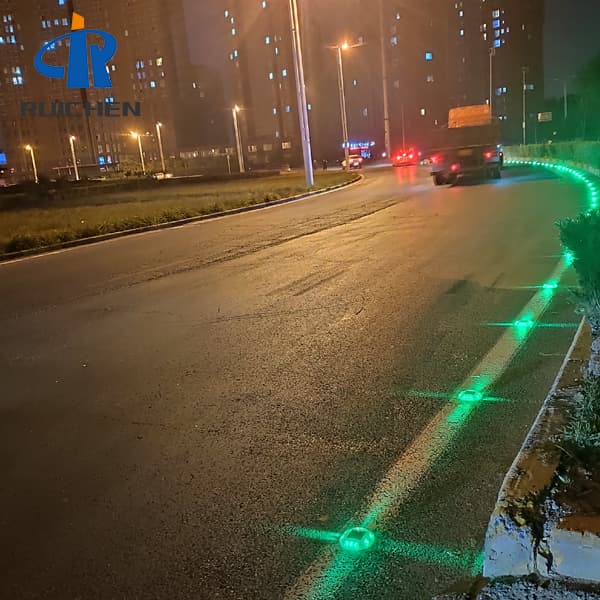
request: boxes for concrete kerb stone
[484,320,587,580]
[0,173,363,262]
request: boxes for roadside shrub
[563,376,600,450]
[559,210,600,449]
[559,210,600,375]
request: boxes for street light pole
[155,122,166,173]
[489,48,495,115]
[336,45,350,169]
[401,103,406,151]
[131,132,146,175]
[522,67,528,146]
[379,0,391,160]
[25,145,38,184]
[69,135,80,181]
[288,0,314,187]
[232,105,245,173]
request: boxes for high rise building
[0,0,225,178]
[216,0,544,164]
[222,0,323,166]
[449,0,545,143]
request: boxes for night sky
[186,1,600,100]
[544,0,599,98]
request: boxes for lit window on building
[390,36,398,46]
[420,108,426,116]
[12,75,23,85]
[268,72,274,80]
[262,1,267,7]
[265,36,270,44]
[231,27,236,36]
[285,105,291,112]
[425,51,433,61]
[427,74,434,83]
[156,57,163,66]
[282,68,287,77]
[150,81,156,88]
[273,107,277,114]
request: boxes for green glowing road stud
[339,527,376,553]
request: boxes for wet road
[0,166,586,599]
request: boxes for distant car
[342,154,363,170]
[393,149,418,167]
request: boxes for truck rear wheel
[433,174,446,186]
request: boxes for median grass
[0,171,357,254]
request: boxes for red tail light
[431,154,441,164]
[451,163,460,172]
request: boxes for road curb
[483,319,600,583]
[0,174,363,262]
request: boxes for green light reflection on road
[282,525,483,578]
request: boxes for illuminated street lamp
[155,122,166,173]
[329,41,363,168]
[130,131,146,175]
[69,135,80,181]
[288,0,314,187]
[24,144,38,184]
[231,105,245,173]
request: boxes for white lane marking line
[285,258,568,599]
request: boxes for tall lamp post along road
[155,122,166,174]
[130,132,146,175]
[288,0,314,187]
[378,0,391,160]
[69,135,80,181]
[231,105,245,174]
[329,41,363,169]
[522,67,529,146]
[25,144,38,184]
[489,47,496,114]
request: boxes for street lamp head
[341,41,350,50]
[25,144,32,151]
[130,131,139,139]
[234,105,241,113]
[69,135,76,142]
[156,122,163,128]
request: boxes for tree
[576,54,600,140]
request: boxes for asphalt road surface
[0,166,587,599]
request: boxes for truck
[429,104,504,186]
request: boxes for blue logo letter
[34,29,117,89]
